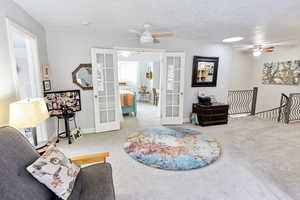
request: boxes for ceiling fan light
[252,49,262,57]
[140,36,154,44]
[223,37,244,43]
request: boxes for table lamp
[9,98,49,146]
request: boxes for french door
[91,48,121,132]
[161,52,185,125]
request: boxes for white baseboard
[50,118,191,139]
[183,117,191,123]
[81,128,96,134]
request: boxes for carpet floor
[58,103,300,200]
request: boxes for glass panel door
[161,52,185,124]
[91,48,120,132]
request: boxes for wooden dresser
[192,103,229,126]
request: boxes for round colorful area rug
[124,127,221,170]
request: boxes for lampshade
[9,98,49,128]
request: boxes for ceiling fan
[235,40,298,56]
[252,45,274,56]
[129,24,173,44]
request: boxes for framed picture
[42,64,50,79]
[192,56,219,87]
[44,90,81,116]
[43,80,51,91]
[262,60,300,85]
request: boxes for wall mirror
[72,64,93,90]
[192,56,219,87]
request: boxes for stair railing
[255,93,289,123]
[286,93,300,123]
[228,87,258,115]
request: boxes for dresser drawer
[192,103,229,126]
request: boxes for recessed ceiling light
[252,49,262,57]
[222,37,244,43]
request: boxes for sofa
[0,126,115,200]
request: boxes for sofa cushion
[60,163,115,200]
[0,126,53,200]
[27,146,80,200]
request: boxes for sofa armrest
[70,152,109,167]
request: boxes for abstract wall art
[262,60,300,85]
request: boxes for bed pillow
[27,146,80,200]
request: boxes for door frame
[114,47,186,125]
[6,18,48,143]
[114,47,166,121]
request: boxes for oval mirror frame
[72,64,93,90]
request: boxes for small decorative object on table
[198,95,212,105]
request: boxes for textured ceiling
[13,0,300,44]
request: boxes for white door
[161,52,185,125]
[91,48,121,132]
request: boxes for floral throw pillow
[27,146,80,200]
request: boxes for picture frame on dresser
[192,56,219,87]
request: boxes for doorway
[117,51,161,125]
[6,19,47,144]
[91,48,185,133]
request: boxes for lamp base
[32,127,38,146]
[34,141,48,149]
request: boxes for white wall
[252,45,300,111]
[0,0,49,128]
[153,61,160,89]
[229,49,254,90]
[47,30,237,131]
[118,52,160,91]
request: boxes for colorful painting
[124,127,221,170]
[262,60,300,85]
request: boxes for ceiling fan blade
[233,44,255,50]
[128,29,142,35]
[153,38,160,44]
[261,47,274,52]
[261,40,299,47]
[152,33,173,38]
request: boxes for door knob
[94,94,98,98]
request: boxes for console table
[192,103,229,126]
